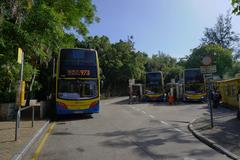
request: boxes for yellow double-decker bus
[53,48,100,116]
[143,71,165,101]
[183,68,206,102]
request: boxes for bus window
[58,79,98,100]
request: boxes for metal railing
[15,105,36,141]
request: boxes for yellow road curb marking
[32,122,56,160]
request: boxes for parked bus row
[143,69,240,111]
[143,68,207,103]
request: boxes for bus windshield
[146,73,162,86]
[57,79,98,100]
[184,70,203,83]
[145,72,163,94]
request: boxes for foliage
[231,0,240,15]
[0,0,98,102]
[227,61,240,78]
[146,52,183,83]
[185,44,233,78]
[201,12,239,49]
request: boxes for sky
[87,0,240,59]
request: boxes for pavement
[0,120,48,160]
[0,100,240,160]
[189,104,240,160]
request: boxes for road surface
[24,97,229,160]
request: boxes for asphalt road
[25,97,229,160]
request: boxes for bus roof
[146,71,163,74]
[184,68,200,71]
[217,77,240,83]
[60,48,97,53]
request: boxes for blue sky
[87,0,240,59]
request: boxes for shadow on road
[54,114,93,122]
[95,126,220,159]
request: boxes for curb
[11,120,50,160]
[188,118,240,160]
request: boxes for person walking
[213,89,221,108]
[237,88,240,119]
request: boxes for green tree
[185,44,233,78]
[231,0,240,15]
[0,0,98,102]
[201,12,239,49]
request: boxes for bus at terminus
[143,71,165,101]
[183,68,206,102]
[53,48,100,116]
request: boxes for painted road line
[184,157,196,160]
[32,122,56,160]
[12,121,50,160]
[161,121,169,125]
[141,111,146,114]
[149,115,155,119]
[174,128,183,132]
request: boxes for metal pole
[15,51,24,141]
[238,94,240,119]
[32,106,34,127]
[15,109,20,141]
[208,90,214,128]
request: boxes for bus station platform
[189,105,240,159]
[0,120,48,160]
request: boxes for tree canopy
[201,12,239,49]
[185,44,233,78]
[0,0,98,102]
[231,0,240,15]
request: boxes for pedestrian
[213,89,221,108]
[237,88,240,119]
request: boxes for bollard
[15,109,20,141]
[32,106,34,127]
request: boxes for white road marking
[161,121,169,125]
[184,157,196,160]
[174,128,182,132]
[149,115,155,119]
[141,111,146,114]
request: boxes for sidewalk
[0,120,47,160]
[189,105,240,159]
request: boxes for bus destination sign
[67,70,90,76]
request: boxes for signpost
[15,48,25,141]
[200,55,216,128]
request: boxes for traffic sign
[202,56,212,66]
[200,65,216,74]
[17,48,23,64]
